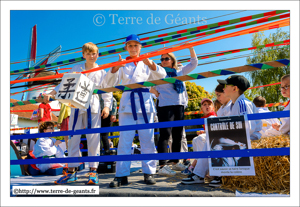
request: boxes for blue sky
[10,10,290,100]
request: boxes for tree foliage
[113,91,123,106]
[185,81,213,120]
[246,29,290,111]
[186,81,213,111]
[109,91,123,139]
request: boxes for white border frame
[2,1,299,206]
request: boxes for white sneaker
[164,165,176,173]
[181,173,204,185]
[172,162,187,171]
[158,165,176,176]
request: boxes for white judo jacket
[229,94,262,140]
[217,100,232,117]
[54,63,112,114]
[33,137,60,158]
[279,101,290,135]
[105,60,167,114]
[257,107,281,137]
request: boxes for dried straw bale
[221,135,290,194]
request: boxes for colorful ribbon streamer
[184,101,288,115]
[10,58,290,107]
[248,82,282,90]
[10,83,56,96]
[179,41,289,64]
[10,110,289,140]
[10,125,57,131]
[10,11,248,65]
[93,59,289,94]
[10,109,60,112]
[10,10,286,65]
[10,12,289,75]
[265,101,289,107]
[10,41,289,94]
[10,18,290,85]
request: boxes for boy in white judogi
[105,34,166,187]
[253,96,281,137]
[33,121,65,173]
[44,42,112,185]
[214,84,232,117]
[219,75,262,140]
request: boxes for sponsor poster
[205,115,255,176]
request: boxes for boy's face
[83,50,99,63]
[280,78,290,98]
[216,91,230,105]
[201,101,214,115]
[223,84,237,98]
[125,41,141,57]
[43,125,54,133]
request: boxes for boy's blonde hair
[161,53,179,70]
[82,42,98,54]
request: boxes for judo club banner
[205,115,255,176]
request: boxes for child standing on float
[44,42,112,185]
[105,34,167,187]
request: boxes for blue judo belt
[124,88,150,124]
[71,105,92,137]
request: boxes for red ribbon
[10,109,60,112]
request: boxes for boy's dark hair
[39,121,55,133]
[214,99,222,112]
[253,96,266,107]
[215,84,225,93]
[281,74,290,81]
[238,88,245,95]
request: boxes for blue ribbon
[126,88,150,124]
[10,147,290,165]
[65,127,205,142]
[10,111,290,140]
